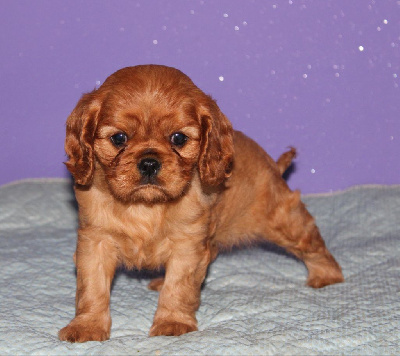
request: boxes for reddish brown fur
[59,65,343,342]
[276,147,297,175]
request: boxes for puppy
[59,65,343,342]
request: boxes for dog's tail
[276,147,296,175]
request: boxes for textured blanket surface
[0,179,399,355]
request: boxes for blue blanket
[0,179,399,355]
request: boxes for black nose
[138,158,161,178]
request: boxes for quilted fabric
[0,179,399,355]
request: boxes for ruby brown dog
[59,65,344,342]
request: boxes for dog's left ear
[198,95,234,187]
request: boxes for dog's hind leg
[258,189,344,288]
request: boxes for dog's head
[65,65,234,203]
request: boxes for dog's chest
[110,204,173,269]
[78,183,211,269]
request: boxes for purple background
[1,0,399,193]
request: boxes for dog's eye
[170,132,188,147]
[110,132,128,147]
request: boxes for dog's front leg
[59,229,118,342]
[149,242,210,337]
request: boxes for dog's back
[213,131,293,248]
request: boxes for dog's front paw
[58,318,110,342]
[149,321,197,337]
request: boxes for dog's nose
[138,158,161,178]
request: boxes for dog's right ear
[64,91,102,186]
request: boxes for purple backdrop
[1,0,399,193]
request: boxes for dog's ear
[198,95,234,187]
[64,91,102,186]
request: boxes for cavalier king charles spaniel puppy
[59,65,343,342]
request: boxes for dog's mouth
[139,176,159,186]
[130,184,173,203]
[135,183,163,191]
